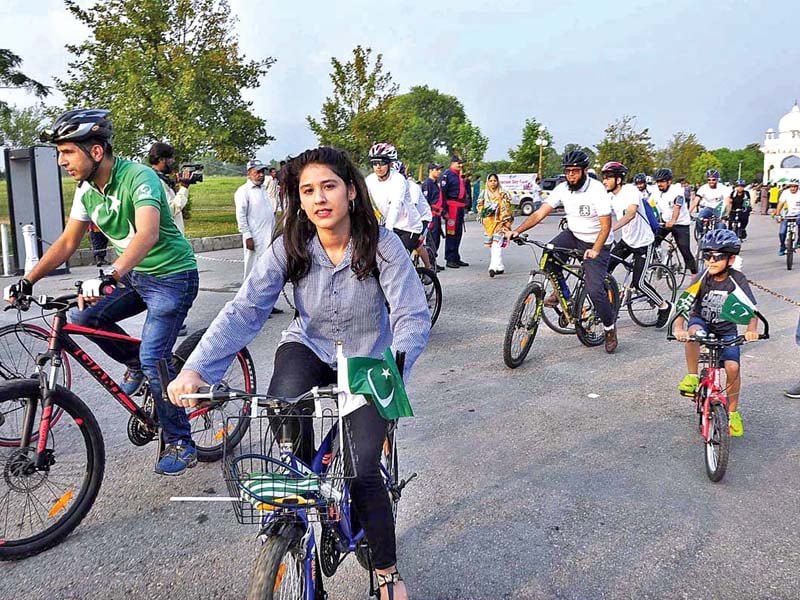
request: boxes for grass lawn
[0,174,245,242]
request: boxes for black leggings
[608,241,664,306]
[267,342,395,569]
[655,224,697,274]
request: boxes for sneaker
[543,292,559,308]
[779,249,786,256]
[604,328,618,353]
[678,373,700,396]
[728,410,744,437]
[121,368,146,396]
[154,443,198,476]
[785,382,800,399]
[655,301,672,329]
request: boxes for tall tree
[595,115,655,177]
[57,0,273,162]
[654,132,705,179]
[508,117,555,173]
[448,117,488,172]
[0,104,49,147]
[307,46,398,165]
[690,152,723,183]
[710,143,763,183]
[0,49,50,115]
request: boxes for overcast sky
[2,0,798,163]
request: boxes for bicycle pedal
[397,472,418,493]
[680,390,696,399]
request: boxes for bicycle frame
[530,245,584,318]
[696,345,727,441]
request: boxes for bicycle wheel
[416,267,442,328]
[503,282,543,368]
[246,524,307,600]
[787,228,794,271]
[172,328,256,463]
[540,276,576,335]
[665,246,687,288]
[0,380,105,560]
[705,402,730,482]
[0,324,72,447]
[574,277,619,348]
[626,265,676,327]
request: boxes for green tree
[57,0,273,162]
[0,49,50,115]
[0,104,49,147]
[447,117,488,172]
[477,159,513,176]
[654,132,705,179]
[710,143,763,183]
[508,117,555,174]
[595,115,655,177]
[307,46,398,165]
[690,152,723,184]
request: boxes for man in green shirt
[6,109,200,476]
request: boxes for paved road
[3,213,800,599]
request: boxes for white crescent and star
[366,367,394,408]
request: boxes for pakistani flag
[675,273,705,316]
[719,281,757,325]
[344,348,414,420]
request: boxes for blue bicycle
[184,383,413,600]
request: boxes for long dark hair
[277,147,380,283]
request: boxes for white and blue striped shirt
[184,228,430,385]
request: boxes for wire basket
[222,396,356,525]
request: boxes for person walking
[235,159,276,280]
[477,173,513,277]
[88,222,109,266]
[148,142,191,235]
[441,155,469,268]
[421,162,445,271]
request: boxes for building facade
[761,103,800,183]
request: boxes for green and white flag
[719,280,757,325]
[675,273,705,316]
[336,345,413,420]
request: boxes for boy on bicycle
[674,230,759,437]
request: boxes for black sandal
[376,570,403,600]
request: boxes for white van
[497,173,542,216]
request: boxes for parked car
[498,173,542,216]
[540,174,566,192]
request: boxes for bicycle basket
[222,397,356,525]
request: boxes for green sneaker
[729,411,744,437]
[678,374,700,396]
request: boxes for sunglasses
[701,251,729,262]
[370,159,390,167]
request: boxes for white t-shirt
[653,183,691,226]
[779,188,800,216]
[365,170,423,234]
[546,178,613,244]
[696,183,730,211]
[609,184,654,248]
[234,180,275,252]
[408,179,432,222]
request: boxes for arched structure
[761,103,800,183]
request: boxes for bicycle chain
[746,279,800,309]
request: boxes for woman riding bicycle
[168,146,429,600]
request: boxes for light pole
[737,160,743,181]
[535,136,548,181]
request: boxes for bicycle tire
[627,265,676,327]
[246,524,307,600]
[172,328,256,463]
[787,229,794,271]
[416,267,442,328]
[0,324,72,447]
[705,402,730,482]
[540,276,576,335]
[0,379,105,560]
[665,246,687,289]
[503,282,543,368]
[574,276,619,348]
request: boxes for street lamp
[535,136,548,181]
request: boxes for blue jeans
[70,269,199,445]
[698,207,725,229]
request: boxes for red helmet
[601,161,628,178]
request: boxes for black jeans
[267,342,395,569]
[549,230,615,327]
[654,224,697,274]
[429,216,443,261]
[444,206,465,262]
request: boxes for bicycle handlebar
[666,310,770,345]
[176,384,340,408]
[512,234,585,259]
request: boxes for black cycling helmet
[632,172,647,184]
[600,161,628,178]
[735,178,746,186]
[654,168,673,182]
[699,229,742,255]
[562,149,590,169]
[705,169,721,180]
[40,109,113,145]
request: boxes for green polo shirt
[69,158,196,276]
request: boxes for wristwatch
[108,266,121,281]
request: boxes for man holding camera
[235,159,276,280]
[147,142,195,234]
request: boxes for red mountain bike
[667,312,769,482]
[0,284,256,560]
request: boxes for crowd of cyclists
[3,107,798,599]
